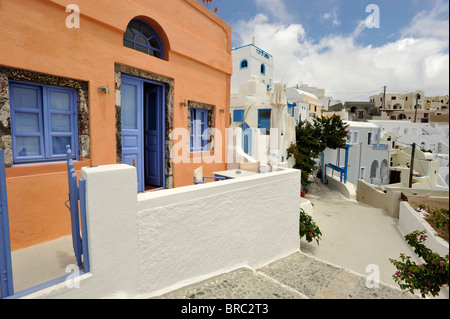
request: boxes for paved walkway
[155,252,416,299]
[154,182,431,299]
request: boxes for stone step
[154,252,418,299]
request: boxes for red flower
[308,232,313,237]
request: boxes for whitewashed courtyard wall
[398,201,449,258]
[27,164,301,298]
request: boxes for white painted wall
[369,120,449,154]
[398,201,449,258]
[285,87,322,123]
[324,174,357,200]
[230,76,272,130]
[27,164,301,299]
[323,121,390,186]
[231,44,274,95]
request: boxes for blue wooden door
[240,122,252,155]
[121,76,144,192]
[258,109,271,134]
[144,85,163,187]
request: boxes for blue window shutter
[9,81,78,164]
[190,108,195,152]
[190,108,208,152]
[233,110,244,122]
[200,109,207,150]
[10,83,45,161]
[47,87,77,157]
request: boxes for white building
[369,120,449,154]
[285,87,322,124]
[388,144,443,190]
[231,38,274,95]
[229,76,295,166]
[229,40,298,167]
[369,120,449,188]
[230,76,272,131]
[288,83,341,111]
[323,121,390,186]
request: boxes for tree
[287,116,349,187]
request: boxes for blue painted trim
[4,268,88,299]
[344,147,350,183]
[326,163,344,182]
[160,84,166,189]
[66,146,82,267]
[79,178,90,273]
[240,59,248,69]
[0,149,14,299]
[321,152,325,183]
[194,175,226,184]
[232,44,273,59]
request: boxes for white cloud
[253,0,294,21]
[322,8,341,27]
[233,4,449,101]
[401,0,449,39]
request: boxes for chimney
[252,36,256,45]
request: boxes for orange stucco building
[0,0,232,250]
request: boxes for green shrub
[299,209,322,245]
[389,230,449,298]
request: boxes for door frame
[120,74,166,191]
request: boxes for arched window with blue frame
[240,59,248,69]
[124,19,164,59]
[261,63,265,75]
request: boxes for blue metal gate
[66,146,90,272]
[0,149,14,298]
[0,147,90,299]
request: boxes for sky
[201,0,449,102]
